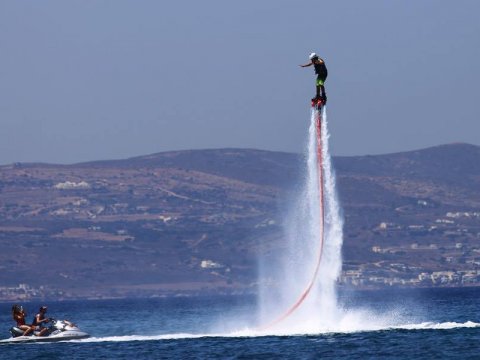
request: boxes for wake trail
[70,321,480,344]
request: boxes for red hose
[260,109,325,330]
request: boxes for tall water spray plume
[258,107,344,332]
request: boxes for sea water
[0,287,479,359]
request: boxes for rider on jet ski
[32,306,50,336]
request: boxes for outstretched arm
[299,61,313,68]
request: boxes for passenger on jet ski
[11,305,33,336]
[32,306,50,336]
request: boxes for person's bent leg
[19,325,32,336]
[23,326,33,336]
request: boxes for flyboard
[259,98,326,330]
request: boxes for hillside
[1,143,479,300]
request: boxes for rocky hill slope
[1,143,479,300]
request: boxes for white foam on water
[396,321,480,330]
[66,320,479,344]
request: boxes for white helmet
[309,52,318,60]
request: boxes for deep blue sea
[0,287,479,359]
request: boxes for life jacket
[314,59,328,79]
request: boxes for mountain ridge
[1,142,479,300]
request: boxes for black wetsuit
[314,60,328,82]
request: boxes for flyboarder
[300,52,328,105]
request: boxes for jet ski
[1,319,89,344]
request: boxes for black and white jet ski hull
[1,329,89,343]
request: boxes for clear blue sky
[1,0,479,164]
